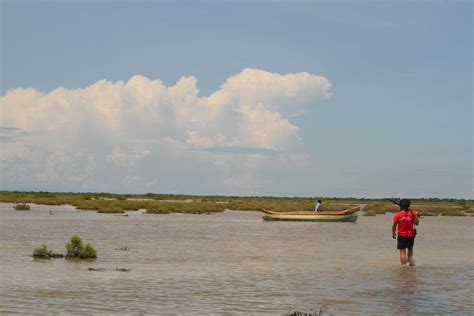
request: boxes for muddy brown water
[0,203,472,314]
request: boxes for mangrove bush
[66,235,97,259]
[32,245,64,259]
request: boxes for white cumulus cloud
[0,68,332,193]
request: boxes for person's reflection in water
[390,267,418,314]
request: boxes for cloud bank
[0,68,331,193]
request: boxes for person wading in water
[392,199,419,266]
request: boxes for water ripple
[0,205,473,314]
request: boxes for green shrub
[33,245,51,259]
[66,235,97,259]
[417,210,436,216]
[66,235,82,257]
[414,205,464,216]
[80,244,97,258]
[145,201,226,214]
[33,245,63,259]
[15,203,31,211]
[364,203,398,214]
[145,202,171,214]
[226,199,355,212]
[98,205,125,214]
[321,203,353,212]
[75,200,102,210]
[439,209,466,216]
[75,199,146,212]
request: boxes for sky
[0,0,472,198]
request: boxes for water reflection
[390,267,417,314]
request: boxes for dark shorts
[397,236,415,250]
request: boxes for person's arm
[392,222,397,239]
[412,211,419,226]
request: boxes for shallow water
[0,203,473,314]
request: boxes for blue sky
[1,1,472,198]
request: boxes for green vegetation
[33,235,97,259]
[88,267,106,271]
[88,267,130,272]
[145,201,226,214]
[14,203,31,211]
[115,246,130,251]
[287,304,329,316]
[115,268,131,272]
[33,245,50,258]
[66,235,97,259]
[32,245,64,259]
[364,202,398,215]
[33,235,97,260]
[2,191,472,216]
[98,205,125,214]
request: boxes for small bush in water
[81,244,97,258]
[66,235,97,259]
[33,245,51,259]
[33,245,64,259]
[15,203,31,211]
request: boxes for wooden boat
[261,206,361,222]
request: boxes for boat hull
[261,208,360,222]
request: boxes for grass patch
[145,201,226,214]
[98,205,125,214]
[418,211,436,216]
[15,203,31,211]
[438,209,466,216]
[226,199,354,212]
[364,203,398,214]
[413,205,466,216]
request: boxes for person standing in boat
[392,199,419,266]
[314,200,322,212]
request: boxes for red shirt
[393,210,417,238]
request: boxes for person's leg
[408,246,415,266]
[397,237,408,265]
[399,249,407,266]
